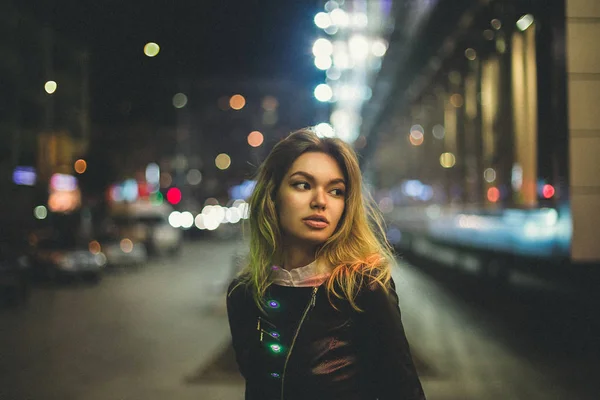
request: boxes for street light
[44,81,57,94]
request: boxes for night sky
[20,0,323,124]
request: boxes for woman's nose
[311,189,326,209]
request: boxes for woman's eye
[293,182,310,190]
[331,188,345,196]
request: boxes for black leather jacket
[227,277,426,400]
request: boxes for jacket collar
[271,258,332,287]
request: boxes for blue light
[267,300,280,309]
[13,167,36,186]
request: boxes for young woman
[227,128,426,400]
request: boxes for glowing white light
[333,52,350,69]
[180,211,194,229]
[352,13,368,28]
[314,84,333,102]
[168,211,182,228]
[228,207,242,224]
[195,214,206,229]
[314,56,332,70]
[312,38,333,57]
[315,123,335,138]
[516,14,534,31]
[371,39,388,57]
[44,81,57,94]
[324,1,339,12]
[330,8,349,26]
[145,163,160,185]
[314,12,332,29]
[349,35,369,60]
[326,68,342,80]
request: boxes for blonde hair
[237,128,395,312]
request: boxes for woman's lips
[303,219,328,229]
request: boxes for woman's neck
[280,242,317,271]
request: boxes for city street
[1,239,597,400]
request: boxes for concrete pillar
[566,0,600,262]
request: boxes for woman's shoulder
[227,276,252,298]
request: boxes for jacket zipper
[280,286,318,400]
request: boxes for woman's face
[276,151,346,247]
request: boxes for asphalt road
[1,238,598,400]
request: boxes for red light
[166,187,182,205]
[542,184,555,199]
[487,187,500,203]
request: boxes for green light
[269,344,282,353]
[150,192,164,205]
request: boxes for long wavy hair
[236,128,395,312]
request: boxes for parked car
[109,202,182,256]
[32,237,106,283]
[96,235,148,267]
[0,242,31,305]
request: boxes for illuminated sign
[50,173,78,192]
[13,167,36,186]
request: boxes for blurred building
[1,1,90,231]
[356,0,600,263]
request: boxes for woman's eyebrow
[289,171,345,185]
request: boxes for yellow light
[215,153,231,170]
[120,238,134,253]
[230,94,246,110]
[74,159,87,174]
[45,81,57,94]
[144,42,160,57]
[450,93,464,108]
[440,153,456,168]
[248,131,264,147]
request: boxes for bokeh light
[484,168,497,183]
[314,84,333,102]
[173,93,188,108]
[440,152,456,168]
[229,94,246,110]
[371,39,388,57]
[166,187,182,205]
[144,42,160,57]
[487,187,500,203]
[186,169,202,185]
[248,131,264,147]
[34,205,47,220]
[120,239,134,253]
[314,12,332,29]
[89,241,101,255]
[315,123,334,138]
[74,159,87,174]
[312,38,333,58]
[44,81,57,94]
[543,184,555,199]
[215,153,231,170]
[432,124,445,139]
[450,93,464,108]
